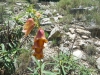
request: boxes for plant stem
[40,60,42,75]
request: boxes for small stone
[40,18,52,25]
[73,46,78,49]
[82,35,89,39]
[94,41,100,47]
[96,47,100,53]
[44,9,52,16]
[76,29,91,35]
[73,50,86,60]
[79,40,86,46]
[66,32,76,40]
[58,15,63,19]
[53,17,59,22]
[59,44,69,55]
[96,57,100,69]
[69,28,75,34]
[16,3,22,6]
[85,39,93,44]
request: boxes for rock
[66,32,76,40]
[43,9,52,16]
[48,27,62,39]
[73,46,78,49]
[70,6,94,14]
[78,40,86,46]
[76,29,91,36]
[82,35,89,39]
[52,9,57,14]
[59,44,69,55]
[16,2,22,6]
[96,57,100,69]
[40,18,52,25]
[84,6,94,11]
[53,17,59,22]
[73,49,86,60]
[96,47,100,54]
[85,39,93,44]
[58,15,63,19]
[43,46,58,60]
[64,41,70,46]
[69,28,75,34]
[94,41,100,47]
[72,25,84,29]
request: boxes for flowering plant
[22,10,47,60]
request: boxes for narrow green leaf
[32,56,40,66]
[61,66,66,75]
[33,67,40,74]
[27,67,33,72]
[41,63,45,71]
[43,71,59,75]
[9,43,13,48]
[1,43,5,52]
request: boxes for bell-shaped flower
[22,18,35,37]
[32,28,48,60]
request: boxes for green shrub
[86,56,96,66]
[57,0,100,25]
[28,52,93,75]
[84,45,97,55]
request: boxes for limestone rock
[43,9,52,16]
[85,39,93,44]
[94,41,100,47]
[48,27,62,39]
[69,28,75,34]
[73,49,86,60]
[82,35,89,39]
[76,29,91,35]
[96,47,100,54]
[78,40,86,47]
[96,57,100,69]
[40,18,52,25]
[59,44,69,55]
[58,15,63,19]
[53,17,59,22]
[66,32,76,40]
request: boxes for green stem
[40,60,42,75]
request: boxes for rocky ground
[0,0,100,75]
[36,1,100,75]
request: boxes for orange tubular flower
[22,18,35,37]
[32,28,48,60]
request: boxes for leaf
[41,63,45,71]
[61,66,66,75]
[43,71,59,75]
[5,57,11,62]
[33,67,40,74]
[0,58,4,63]
[51,56,59,62]
[27,67,33,72]
[1,43,5,52]
[32,56,40,66]
[9,43,13,48]
[12,42,16,47]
